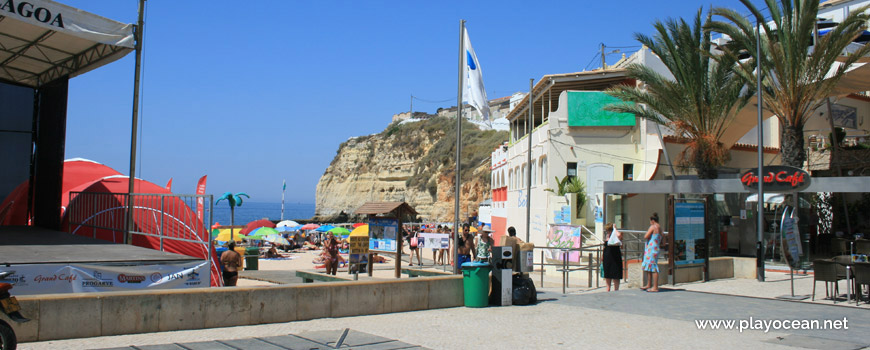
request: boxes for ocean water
[211,202,315,226]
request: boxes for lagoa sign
[0,0,65,28]
[740,166,811,192]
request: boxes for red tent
[0,158,121,225]
[62,175,221,287]
[0,158,221,287]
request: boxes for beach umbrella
[350,224,368,236]
[352,223,366,228]
[315,225,335,232]
[300,223,320,230]
[275,225,297,232]
[239,219,276,235]
[276,220,299,228]
[328,227,351,237]
[263,234,290,246]
[469,226,478,233]
[248,227,280,239]
[214,230,243,242]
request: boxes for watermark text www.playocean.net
[695,317,849,333]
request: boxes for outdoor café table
[834,255,856,302]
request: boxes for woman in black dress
[602,222,623,291]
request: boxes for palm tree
[605,8,750,179]
[216,192,249,241]
[708,0,870,168]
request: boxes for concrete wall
[2,275,463,342]
[625,256,755,288]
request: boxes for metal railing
[619,229,669,283]
[534,245,603,294]
[67,192,213,257]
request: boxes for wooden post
[396,210,403,279]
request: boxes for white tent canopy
[0,0,134,87]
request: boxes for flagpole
[453,19,465,275]
[526,78,534,243]
[281,179,285,221]
[126,0,145,245]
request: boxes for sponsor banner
[417,233,449,250]
[195,175,207,220]
[0,261,210,295]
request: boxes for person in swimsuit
[641,213,664,292]
[220,241,242,286]
[323,235,340,275]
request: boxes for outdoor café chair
[832,238,850,256]
[852,262,870,306]
[855,240,870,255]
[812,259,842,303]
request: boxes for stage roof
[0,0,134,87]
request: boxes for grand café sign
[740,166,811,192]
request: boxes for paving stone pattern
[98,329,426,350]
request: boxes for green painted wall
[567,91,635,127]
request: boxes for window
[541,156,548,185]
[567,162,577,179]
[521,164,526,188]
[623,163,634,181]
[508,169,513,190]
[531,160,537,186]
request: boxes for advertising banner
[368,218,399,252]
[545,225,583,262]
[349,235,370,255]
[417,233,449,250]
[674,202,705,265]
[0,261,210,295]
[782,217,802,268]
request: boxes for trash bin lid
[461,261,490,268]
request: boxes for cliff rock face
[314,117,507,222]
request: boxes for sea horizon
[212,201,315,226]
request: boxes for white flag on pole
[462,27,491,126]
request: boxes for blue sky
[60,0,749,203]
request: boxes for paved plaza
[21,279,869,350]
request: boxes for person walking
[405,227,422,266]
[323,235,340,275]
[220,241,243,286]
[602,223,623,291]
[641,213,663,292]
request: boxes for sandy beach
[234,244,454,286]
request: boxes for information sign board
[368,217,399,252]
[674,202,705,265]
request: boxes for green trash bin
[245,246,259,271]
[461,261,491,307]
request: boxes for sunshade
[300,223,320,230]
[213,230,243,242]
[350,224,368,236]
[328,227,351,237]
[276,220,300,227]
[276,226,297,232]
[248,227,280,239]
[352,223,366,228]
[264,234,290,246]
[470,226,478,233]
[315,225,336,232]
[239,219,276,235]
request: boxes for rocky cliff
[314,117,508,222]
